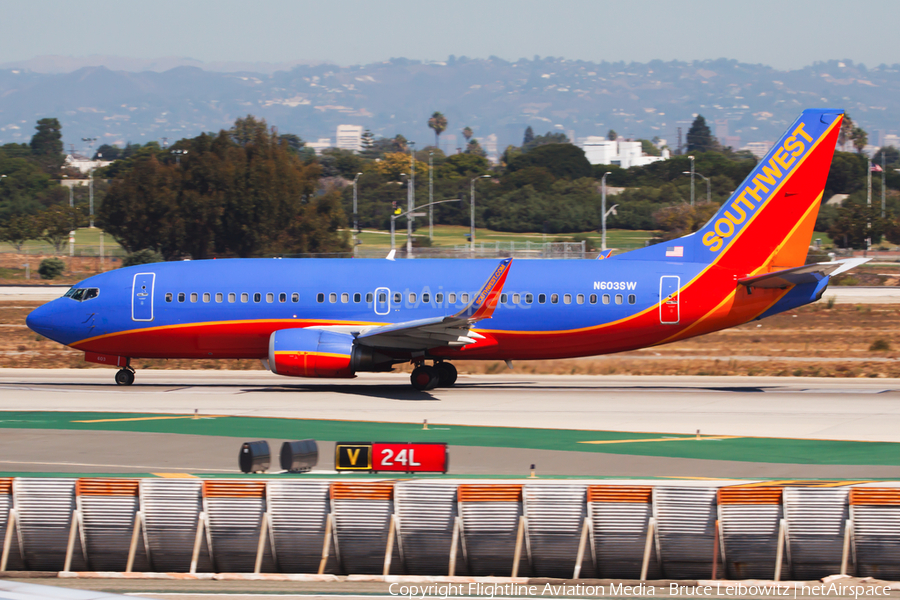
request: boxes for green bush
[122,249,164,267]
[870,339,891,351]
[38,258,65,280]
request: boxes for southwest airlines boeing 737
[26,109,864,390]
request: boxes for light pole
[173,149,188,165]
[81,137,97,158]
[688,155,695,207]
[683,171,710,203]
[601,171,612,251]
[407,142,416,256]
[88,152,100,229]
[352,172,362,257]
[470,175,491,253]
[429,152,434,240]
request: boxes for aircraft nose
[26,303,57,338]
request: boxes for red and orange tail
[696,109,844,272]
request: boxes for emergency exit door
[132,273,155,322]
[659,276,680,324]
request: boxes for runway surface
[4,285,900,303]
[0,369,898,479]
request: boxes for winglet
[597,249,613,260]
[454,258,513,321]
[386,249,396,261]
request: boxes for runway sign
[334,442,372,471]
[334,442,448,473]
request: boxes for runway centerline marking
[579,435,740,445]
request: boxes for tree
[38,258,65,279]
[522,131,568,153]
[462,127,473,142]
[278,133,305,155]
[653,203,720,241]
[839,114,855,148]
[465,139,486,157]
[686,115,716,153]
[38,204,85,253]
[852,126,868,154]
[506,143,591,180]
[428,112,448,148]
[0,213,39,251]
[873,146,900,168]
[523,126,534,146]
[828,201,885,248]
[29,118,64,173]
[607,129,617,141]
[360,129,376,158]
[372,152,427,180]
[319,148,364,179]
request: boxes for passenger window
[178,293,185,303]
[291,293,299,302]
[266,293,274,303]
[512,293,520,304]
[165,293,173,303]
[422,293,430,303]
[449,293,457,303]
[628,294,636,304]
[378,292,386,303]
[241,293,249,303]
[461,293,469,303]
[525,293,533,304]
[576,294,584,304]
[590,294,597,304]
[329,293,337,303]
[538,293,546,304]
[394,292,401,303]
[615,294,623,304]
[202,293,210,303]
[190,293,198,303]
[228,293,236,303]
[551,294,559,304]
[436,293,444,303]
[500,293,508,304]
[341,293,349,303]
[563,294,571,304]
[602,294,610,304]
[253,293,261,303]
[215,293,223,303]
[353,293,361,303]
[408,293,416,303]
[367,292,374,303]
[316,293,324,303]
[279,293,286,303]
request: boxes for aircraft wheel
[436,362,458,387]
[411,365,438,391]
[115,369,135,386]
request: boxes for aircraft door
[132,272,156,322]
[659,275,680,324]
[374,287,390,315]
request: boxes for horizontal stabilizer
[738,257,870,289]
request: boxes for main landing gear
[115,367,135,386]
[410,361,457,391]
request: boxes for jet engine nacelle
[267,328,392,378]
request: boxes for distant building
[306,138,332,155]
[883,134,900,149]
[336,125,363,153]
[579,137,669,168]
[483,134,499,164]
[64,154,111,174]
[742,141,773,160]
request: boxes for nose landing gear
[115,367,135,386]
[410,361,457,391]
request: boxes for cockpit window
[66,287,99,302]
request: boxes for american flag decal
[665,246,684,257]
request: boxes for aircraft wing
[355,258,512,350]
[737,257,870,289]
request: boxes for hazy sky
[1,0,897,70]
